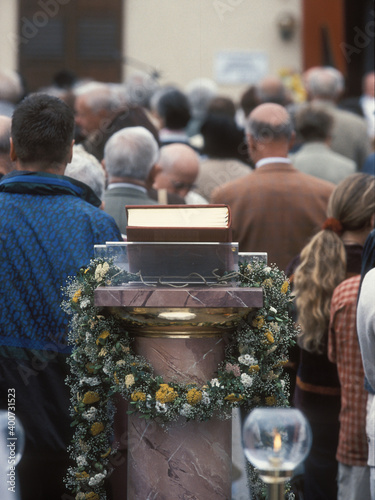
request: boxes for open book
[126,204,232,242]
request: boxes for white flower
[280,379,286,390]
[241,373,254,388]
[79,376,100,386]
[202,391,211,405]
[80,298,91,309]
[210,378,221,387]
[180,403,193,417]
[88,472,106,486]
[116,360,126,367]
[269,306,277,314]
[103,364,111,375]
[88,377,100,386]
[82,407,97,421]
[77,455,88,467]
[264,266,272,274]
[238,354,258,366]
[155,401,167,413]
[95,262,110,282]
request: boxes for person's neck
[341,229,370,247]
[16,162,66,175]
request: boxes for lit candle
[268,430,283,468]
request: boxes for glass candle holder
[242,407,311,485]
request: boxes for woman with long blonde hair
[292,173,375,500]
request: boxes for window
[18,0,123,92]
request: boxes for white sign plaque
[214,51,269,85]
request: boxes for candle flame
[273,431,282,452]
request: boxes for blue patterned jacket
[0,171,122,453]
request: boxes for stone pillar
[128,334,231,499]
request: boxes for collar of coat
[0,170,101,207]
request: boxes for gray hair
[104,126,159,180]
[246,116,294,142]
[65,145,106,200]
[306,67,345,100]
[74,81,122,113]
[0,70,23,104]
[185,78,218,120]
[126,71,159,108]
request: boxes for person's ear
[67,140,75,164]
[9,138,17,161]
[147,163,163,188]
[288,131,296,151]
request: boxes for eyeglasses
[171,180,197,191]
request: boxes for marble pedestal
[95,284,263,500]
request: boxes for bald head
[153,143,200,197]
[0,115,13,176]
[256,76,289,105]
[74,81,121,137]
[246,103,294,162]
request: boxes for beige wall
[0,0,19,72]
[124,0,303,100]
[0,0,303,102]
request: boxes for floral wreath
[62,258,299,500]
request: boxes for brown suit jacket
[211,163,335,271]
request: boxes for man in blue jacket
[0,94,122,500]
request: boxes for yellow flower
[125,374,135,388]
[90,422,105,436]
[273,359,289,368]
[265,396,277,406]
[252,316,265,329]
[96,330,110,345]
[265,331,275,344]
[72,289,82,303]
[82,391,100,404]
[281,281,289,294]
[131,391,146,402]
[98,348,107,357]
[84,268,90,274]
[249,364,260,373]
[224,393,243,402]
[262,278,273,287]
[114,372,119,385]
[186,388,202,406]
[156,384,178,403]
[75,471,89,480]
[85,493,100,500]
[101,447,111,459]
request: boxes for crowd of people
[0,64,374,500]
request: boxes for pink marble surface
[128,414,232,500]
[94,284,263,309]
[134,336,228,385]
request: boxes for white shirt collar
[255,157,292,169]
[107,182,147,193]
